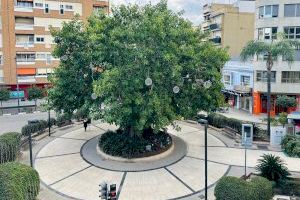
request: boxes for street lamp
[198,118,208,200]
[44,84,51,136]
[15,57,20,113]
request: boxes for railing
[16,59,35,63]
[16,42,34,48]
[17,76,36,83]
[15,24,34,30]
[14,5,33,12]
[281,78,300,83]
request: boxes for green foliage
[27,86,44,102]
[48,118,56,127]
[281,134,300,157]
[99,129,171,158]
[0,88,10,106]
[73,106,90,121]
[276,95,297,109]
[49,17,98,115]
[207,113,242,133]
[56,113,72,127]
[278,112,288,127]
[0,162,40,200]
[214,176,273,200]
[0,133,21,164]
[256,154,291,182]
[90,1,229,135]
[21,120,48,136]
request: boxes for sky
[110,0,233,25]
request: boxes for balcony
[15,24,34,30]
[209,23,221,31]
[0,77,4,83]
[210,37,221,44]
[17,76,36,83]
[16,42,34,48]
[233,85,252,93]
[14,1,33,12]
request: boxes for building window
[258,27,277,40]
[16,53,35,62]
[284,27,300,39]
[36,53,46,60]
[256,71,276,82]
[282,71,300,83]
[65,5,73,10]
[36,68,54,76]
[45,4,49,13]
[223,75,231,85]
[241,76,250,86]
[93,6,105,12]
[35,3,43,8]
[258,5,279,18]
[60,5,64,14]
[46,54,52,64]
[284,4,300,17]
[283,49,300,61]
[36,37,45,43]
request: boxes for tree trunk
[35,100,37,111]
[129,126,135,138]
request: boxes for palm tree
[256,154,290,182]
[241,37,299,135]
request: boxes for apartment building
[0,0,108,96]
[202,0,255,58]
[253,0,300,115]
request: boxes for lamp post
[15,57,20,113]
[44,84,51,136]
[198,118,208,200]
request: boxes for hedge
[21,120,48,137]
[0,162,40,200]
[214,176,273,200]
[0,133,21,164]
[281,134,300,157]
[56,113,72,127]
[207,113,243,134]
[73,107,89,121]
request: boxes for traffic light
[99,182,108,200]
[109,184,117,200]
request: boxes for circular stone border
[80,135,187,172]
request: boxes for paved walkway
[33,121,300,200]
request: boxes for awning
[17,68,36,75]
[221,89,251,96]
[288,112,300,120]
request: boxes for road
[0,111,55,135]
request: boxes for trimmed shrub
[207,113,242,134]
[56,113,72,127]
[48,118,56,127]
[0,162,40,200]
[214,176,273,200]
[250,177,273,200]
[21,120,48,136]
[0,133,21,164]
[281,134,300,157]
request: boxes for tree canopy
[89,1,229,135]
[0,88,10,106]
[276,95,297,109]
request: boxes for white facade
[254,0,300,94]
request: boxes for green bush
[214,176,273,200]
[250,177,273,200]
[207,113,242,134]
[0,133,21,164]
[48,118,56,127]
[73,107,89,121]
[256,154,290,183]
[56,113,72,127]
[0,162,40,200]
[99,129,172,158]
[281,134,300,157]
[21,120,48,136]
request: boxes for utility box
[270,126,286,147]
[242,124,253,146]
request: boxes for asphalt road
[0,111,55,135]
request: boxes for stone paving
[34,121,300,200]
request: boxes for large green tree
[90,1,229,136]
[241,37,300,135]
[49,18,100,115]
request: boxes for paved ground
[32,121,300,200]
[0,111,56,135]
